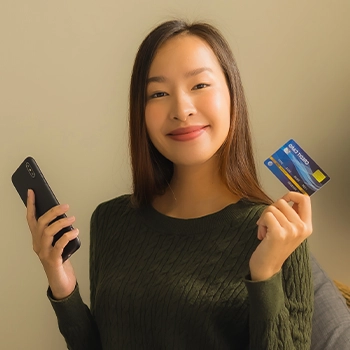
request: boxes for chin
[171,153,219,168]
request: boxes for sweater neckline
[138,199,251,235]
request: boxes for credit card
[264,139,330,196]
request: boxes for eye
[193,83,209,90]
[149,91,168,99]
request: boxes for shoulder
[234,199,267,226]
[90,194,135,227]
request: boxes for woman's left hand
[249,191,313,281]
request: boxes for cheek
[145,105,158,137]
[203,90,231,126]
[145,105,165,149]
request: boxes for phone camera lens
[26,162,35,178]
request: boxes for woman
[26,19,313,349]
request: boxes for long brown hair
[129,19,272,206]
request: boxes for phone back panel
[11,156,81,261]
[11,157,60,219]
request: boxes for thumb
[26,189,37,223]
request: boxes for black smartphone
[11,156,81,262]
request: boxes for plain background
[1,1,349,348]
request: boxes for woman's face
[145,34,231,167]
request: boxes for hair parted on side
[129,19,272,207]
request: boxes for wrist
[49,280,76,300]
[250,266,281,282]
[43,261,77,300]
[48,282,76,300]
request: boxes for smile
[167,125,208,141]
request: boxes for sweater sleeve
[245,240,313,349]
[47,207,102,350]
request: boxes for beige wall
[1,1,349,348]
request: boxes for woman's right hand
[26,189,80,300]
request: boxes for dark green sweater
[49,195,313,349]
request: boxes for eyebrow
[184,67,213,78]
[147,67,213,84]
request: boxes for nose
[171,92,196,121]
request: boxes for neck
[152,157,240,218]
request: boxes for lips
[167,125,208,141]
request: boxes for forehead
[148,34,221,75]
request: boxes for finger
[41,216,76,246]
[257,209,288,241]
[258,206,289,229]
[50,229,79,260]
[282,192,312,224]
[257,224,267,240]
[37,204,70,228]
[26,189,37,227]
[47,216,76,237]
[272,198,301,223]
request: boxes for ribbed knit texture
[49,194,313,350]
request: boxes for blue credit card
[264,139,330,196]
